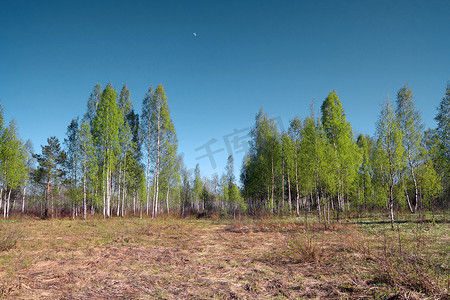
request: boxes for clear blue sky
[1,0,449,181]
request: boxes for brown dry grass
[0,216,448,299]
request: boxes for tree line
[0,83,242,219]
[0,83,449,224]
[241,84,449,228]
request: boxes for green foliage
[356,134,374,209]
[1,121,28,190]
[93,83,122,173]
[241,108,281,213]
[435,82,450,160]
[320,91,361,205]
[33,136,65,218]
[376,99,405,228]
[141,84,178,215]
[64,118,80,207]
[434,82,450,199]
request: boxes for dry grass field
[0,215,448,299]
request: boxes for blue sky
[1,0,449,180]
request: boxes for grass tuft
[0,224,22,252]
[285,234,321,263]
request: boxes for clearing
[0,215,448,299]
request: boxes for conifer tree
[33,137,65,219]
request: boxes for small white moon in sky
[193,33,197,37]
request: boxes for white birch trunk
[6,189,12,219]
[22,186,26,214]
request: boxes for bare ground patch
[0,217,448,299]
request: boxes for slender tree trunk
[83,164,87,220]
[22,186,26,214]
[154,104,161,218]
[152,175,156,218]
[166,186,170,214]
[106,168,111,218]
[117,164,121,217]
[103,168,106,219]
[402,177,414,213]
[412,171,419,213]
[3,189,7,219]
[45,177,50,219]
[122,181,126,217]
[305,193,310,229]
[271,152,274,214]
[6,189,12,219]
[146,152,151,216]
[122,154,127,217]
[327,195,331,225]
[287,172,292,214]
[133,193,136,216]
[336,193,340,222]
[389,182,395,230]
[140,197,142,219]
[282,160,285,215]
[316,187,321,223]
[295,153,300,217]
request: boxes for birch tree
[64,117,81,218]
[79,120,97,219]
[396,84,424,212]
[321,91,360,217]
[1,120,28,219]
[141,84,177,217]
[93,84,122,218]
[376,100,405,229]
[22,139,35,213]
[435,82,450,199]
[288,117,302,217]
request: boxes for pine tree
[33,137,65,219]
